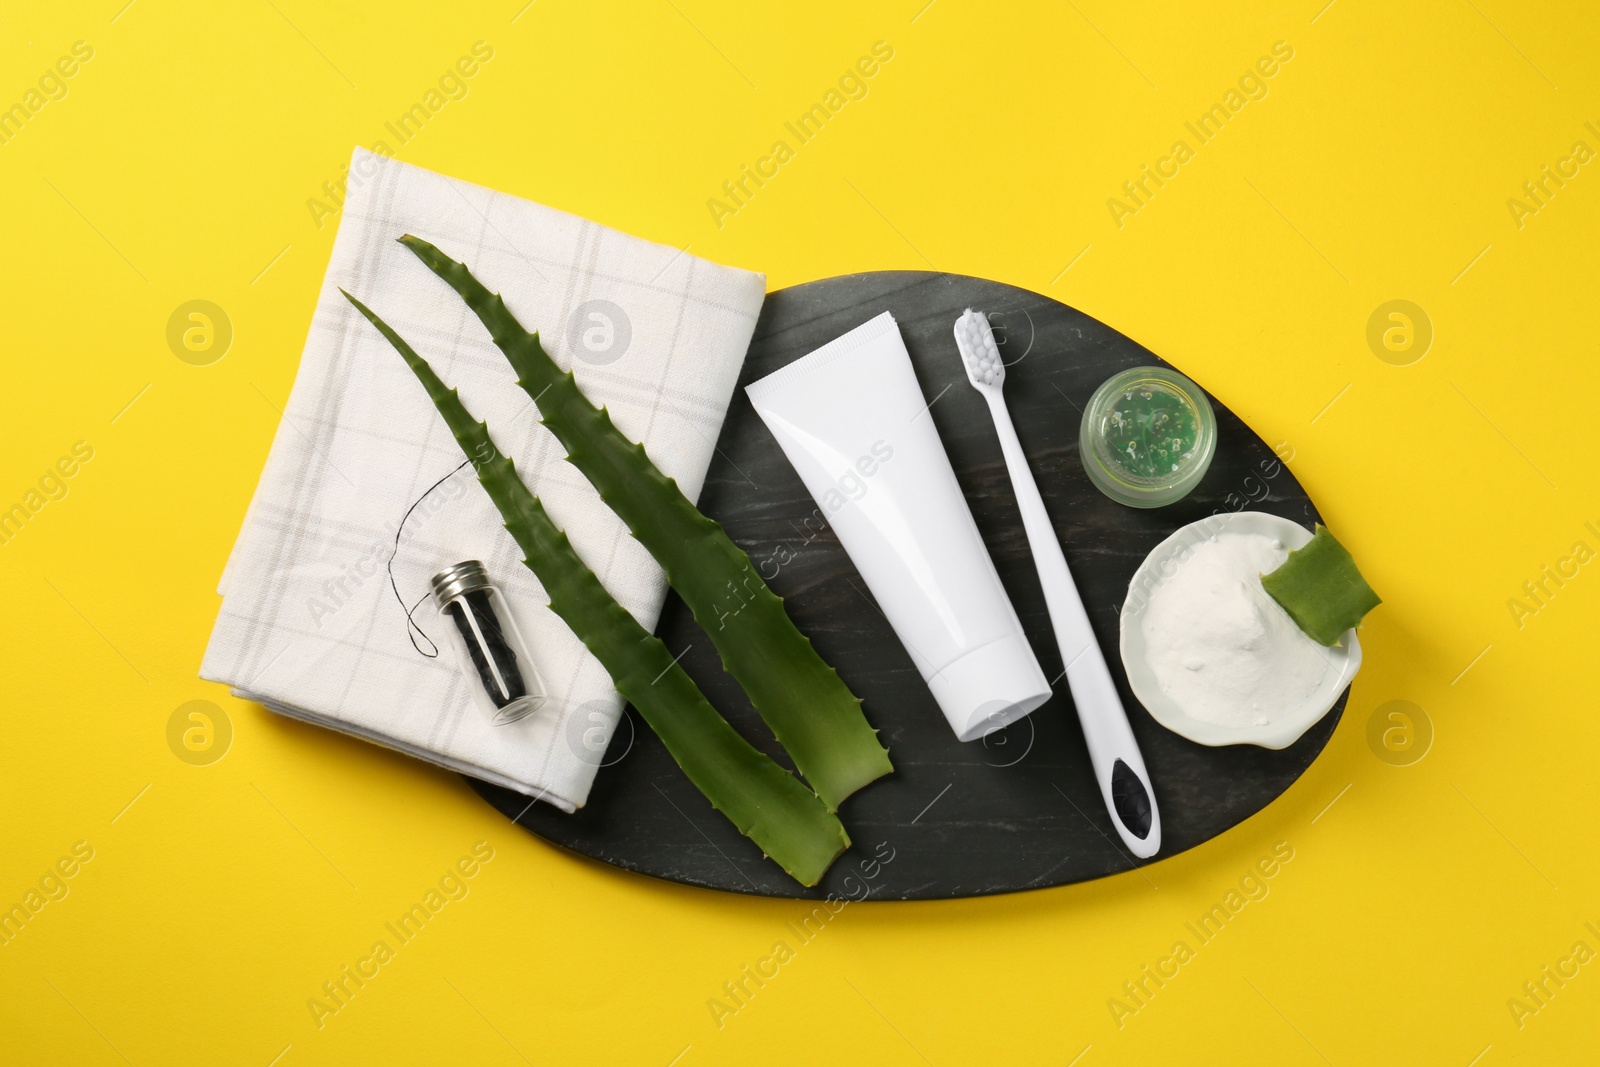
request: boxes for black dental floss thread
[388,459,471,657]
[442,584,533,708]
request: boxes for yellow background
[3,0,1597,1062]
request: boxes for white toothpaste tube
[746,311,1051,741]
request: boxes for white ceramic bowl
[1118,511,1362,749]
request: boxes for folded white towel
[202,148,766,812]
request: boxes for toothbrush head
[954,308,1005,392]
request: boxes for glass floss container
[430,560,548,726]
[1080,366,1217,508]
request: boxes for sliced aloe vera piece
[1261,524,1381,646]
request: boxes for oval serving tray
[468,271,1345,900]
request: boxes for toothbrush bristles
[954,308,1004,388]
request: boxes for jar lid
[430,559,492,608]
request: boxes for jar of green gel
[1080,366,1216,508]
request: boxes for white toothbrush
[954,309,1161,858]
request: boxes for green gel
[1103,384,1200,479]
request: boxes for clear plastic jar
[430,560,548,726]
[1079,366,1217,509]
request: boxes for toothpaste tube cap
[928,633,1052,743]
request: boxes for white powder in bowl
[1139,532,1330,728]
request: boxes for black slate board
[467,271,1343,899]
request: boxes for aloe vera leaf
[1260,524,1382,646]
[343,290,849,886]
[398,235,892,810]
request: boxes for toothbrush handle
[986,395,1161,858]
